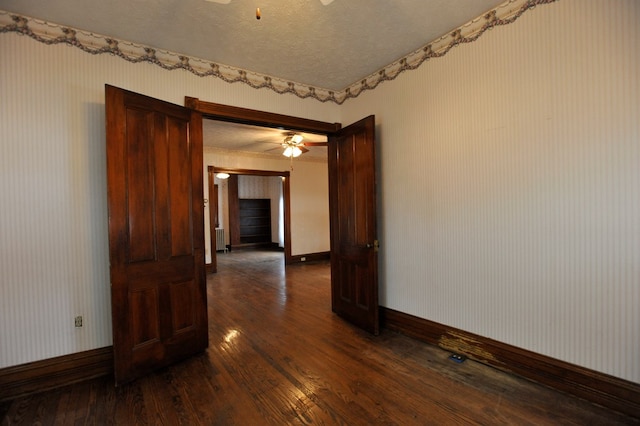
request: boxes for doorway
[105,87,378,388]
[207,166,291,273]
[188,97,380,335]
[194,99,339,274]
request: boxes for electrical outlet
[74,316,83,328]
[449,353,466,363]
[301,257,306,262]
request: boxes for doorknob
[366,240,379,252]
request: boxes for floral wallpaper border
[0,0,556,105]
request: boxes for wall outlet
[449,353,466,363]
[74,316,83,327]
[301,257,306,262]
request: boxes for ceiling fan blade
[303,142,328,147]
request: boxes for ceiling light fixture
[282,134,304,157]
[282,146,302,158]
[282,133,306,170]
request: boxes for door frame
[187,96,341,267]
[186,97,341,135]
[187,97,380,334]
[207,166,291,269]
[207,167,219,273]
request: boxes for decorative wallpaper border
[0,0,556,105]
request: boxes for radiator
[215,228,226,252]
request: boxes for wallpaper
[341,0,639,383]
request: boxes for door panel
[106,85,208,385]
[126,109,156,262]
[167,116,193,256]
[328,115,379,335]
[170,280,197,333]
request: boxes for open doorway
[192,99,339,274]
[105,88,378,387]
[189,97,380,335]
[207,166,291,273]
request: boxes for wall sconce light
[215,172,230,179]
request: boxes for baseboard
[290,251,330,264]
[230,242,282,250]
[381,307,640,418]
[7,312,637,418]
[0,346,113,402]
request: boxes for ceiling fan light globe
[292,146,303,157]
[283,146,293,157]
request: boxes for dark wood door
[106,85,208,385]
[328,115,379,335]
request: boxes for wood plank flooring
[1,249,637,425]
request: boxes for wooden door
[328,115,379,335]
[106,85,208,384]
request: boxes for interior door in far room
[328,115,379,335]
[105,85,208,385]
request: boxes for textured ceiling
[0,0,505,91]
[203,120,328,159]
[0,0,507,156]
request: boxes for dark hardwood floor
[1,249,636,425]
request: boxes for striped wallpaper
[342,0,639,382]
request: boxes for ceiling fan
[277,132,327,170]
[280,132,327,158]
[282,133,305,157]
